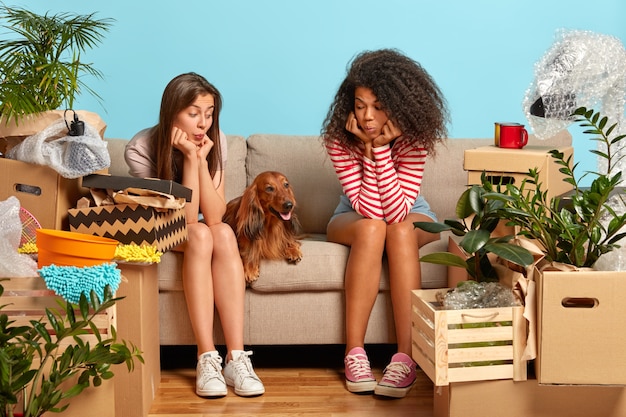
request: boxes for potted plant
[414,180,535,284]
[416,106,626,386]
[494,107,626,267]
[0,282,143,417]
[415,106,626,283]
[0,5,114,122]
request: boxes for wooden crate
[411,289,527,386]
[1,276,116,417]
[1,276,116,347]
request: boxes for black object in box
[82,174,192,202]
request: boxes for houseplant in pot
[418,106,626,386]
[0,281,143,417]
[415,107,626,294]
[0,5,114,122]
[413,176,536,309]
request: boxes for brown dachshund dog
[223,171,303,282]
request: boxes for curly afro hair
[321,48,449,155]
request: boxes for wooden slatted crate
[2,276,116,347]
[1,276,116,417]
[411,289,527,386]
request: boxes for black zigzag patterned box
[68,204,187,252]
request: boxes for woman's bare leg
[210,222,246,361]
[385,213,439,354]
[328,212,386,354]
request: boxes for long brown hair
[150,72,223,182]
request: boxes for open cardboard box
[0,110,107,230]
[464,145,574,204]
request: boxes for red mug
[496,122,528,149]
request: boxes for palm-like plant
[0,6,114,122]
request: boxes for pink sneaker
[344,347,376,393]
[374,352,417,398]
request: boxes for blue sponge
[38,263,121,304]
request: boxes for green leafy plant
[417,107,626,280]
[495,107,626,267]
[0,6,114,122]
[0,282,143,417]
[414,180,534,282]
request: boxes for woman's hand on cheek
[171,127,196,155]
[373,119,402,147]
[197,135,214,160]
[345,112,370,144]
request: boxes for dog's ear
[237,185,265,240]
[288,213,302,236]
[222,197,240,230]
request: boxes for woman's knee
[209,222,239,249]
[186,222,214,251]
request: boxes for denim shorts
[330,194,437,223]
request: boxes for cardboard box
[464,145,574,203]
[68,203,187,252]
[82,173,192,202]
[535,268,626,385]
[411,289,527,386]
[435,377,626,417]
[1,276,116,417]
[114,263,160,417]
[0,157,88,230]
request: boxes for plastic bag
[7,117,110,179]
[0,196,38,277]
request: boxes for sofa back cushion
[245,134,342,234]
[224,135,247,203]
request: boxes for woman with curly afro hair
[321,49,449,398]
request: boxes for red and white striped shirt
[326,137,428,224]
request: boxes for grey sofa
[104,130,571,346]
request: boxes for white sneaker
[223,350,265,396]
[196,351,227,397]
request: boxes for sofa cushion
[224,135,247,203]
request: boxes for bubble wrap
[443,281,518,310]
[595,194,626,271]
[0,197,38,277]
[523,29,626,177]
[7,118,110,179]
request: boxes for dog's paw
[244,265,260,283]
[285,247,303,264]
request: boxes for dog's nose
[283,201,294,211]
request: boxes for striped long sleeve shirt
[326,137,428,224]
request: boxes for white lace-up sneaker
[196,351,227,397]
[223,350,265,397]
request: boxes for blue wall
[5,1,626,177]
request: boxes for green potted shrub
[0,282,142,417]
[416,106,626,385]
[415,106,626,282]
[494,107,626,267]
[414,180,534,284]
[0,5,114,122]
